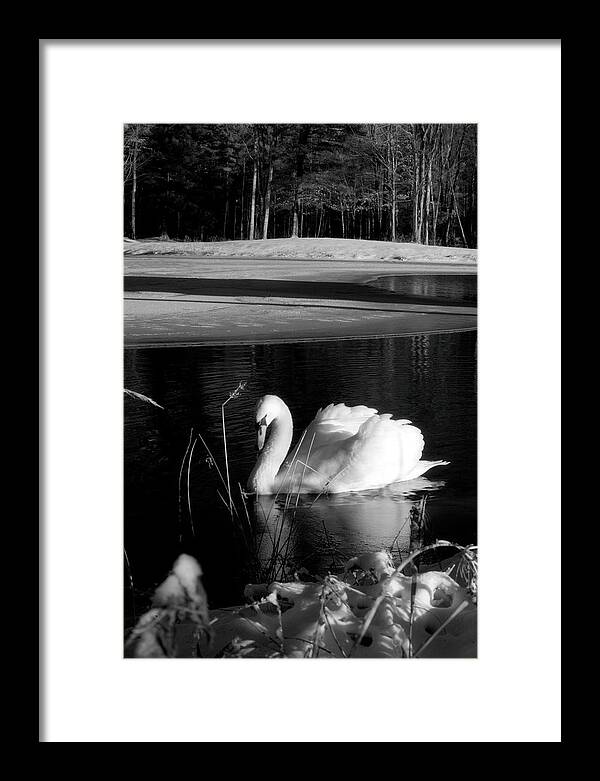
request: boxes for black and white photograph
[41,39,561,742]
[123,123,478,659]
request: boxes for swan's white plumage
[247,395,448,495]
[286,402,379,467]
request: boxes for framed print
[41,39,561,742]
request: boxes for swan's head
[254,394,285,451]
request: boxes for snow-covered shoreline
[124,237,477,265]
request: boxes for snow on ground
[124,237,477,264]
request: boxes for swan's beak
[257,425,267,451]
[256,414,268,451]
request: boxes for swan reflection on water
[251,476,445,575]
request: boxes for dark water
[368,274,477,305]
[124,331,477,614]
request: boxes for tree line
[124,123,477,248]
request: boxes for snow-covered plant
[125,554,213,658]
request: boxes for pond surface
[124,331,477,616]
[368,274,477,306]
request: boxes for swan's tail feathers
[404,459,450,480]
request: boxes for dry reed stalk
[178,428,195,539]
[263,429,307,523]
[186,435,198,536]
[124,389,164,410]
[221,405,232,516]
[237,482,253,536]
[307,462,352,508]
[275,434,319,578]
[196,432,241,523]
[220,381,247,518]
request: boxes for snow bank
[126,549,477,659]
[124,237,477,264]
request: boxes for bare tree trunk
[424,158,432,245]
[291,184,299,237]
[131,126,139,239]
[261,148,274,240]
[248,135,258,240]
[388,126,397,242]
[240,158,246,239]
[432,179,441,246]
[391,169,397,241]
[412,125,421,243]
[291,126,311,237]
[131,161,137,239]
[445,206,454,245]
[223,197,229,239]
[451,182,468,247]
[418,140,427,243]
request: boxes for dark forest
[124,123,477,248]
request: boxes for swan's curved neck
[248,402,293,494]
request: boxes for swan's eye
[256,414,268,429]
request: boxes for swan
[247,394,449,496]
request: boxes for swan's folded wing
[286,403,379,469]
[353,416,425,485]
[311,416,425,491]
